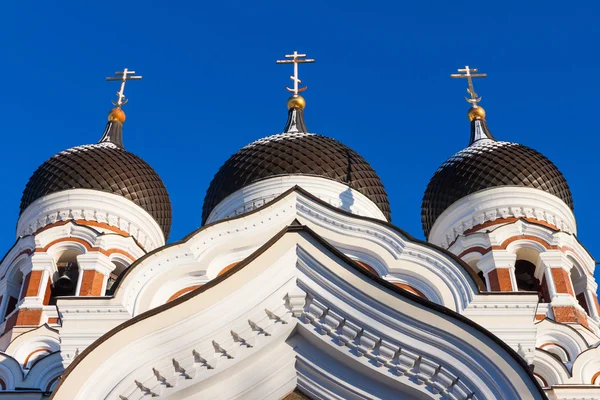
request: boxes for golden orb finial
[108,107,126,123]
[468,105,486,121]
[287,95,306,110]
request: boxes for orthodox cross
[451,66,487,104]
[106,68,142,107]
[276,51,315,95]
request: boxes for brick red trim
[464,217,560,235]
[23,348,51,368]
[14,309,43,327]
[167,285,201,303]
[392,283,427,299]
[218,262,239,277]
[457,246,491,259]
[36,238,135,262]
[46,376,59,392]
[20,273,31,300]
[488,269,514,291]
[34,220,130,238]
[539,342,571,361]
[355,261,378,276]
[551,268,574,296]
[24,271,43,298]
[497,235,553,251]
[79,270,105,296]
[533,373,548,388]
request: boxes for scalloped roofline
[51,221,545,399]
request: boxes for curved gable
[51,224,544,400]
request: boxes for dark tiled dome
[421,119,573,238]
[202,122,391,224]
[20,121,172,238]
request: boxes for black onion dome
[20,120,172,238]
[421,117,573,238]
[202,106,391,224]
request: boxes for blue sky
[0,2,598,291]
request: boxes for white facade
[0,102,598,400]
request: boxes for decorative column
[7,254,55,330]
[583,283,600,321]
[75,253,115,296]
[537,251,587,327]
[476,250,517,292]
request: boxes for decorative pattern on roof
[202,130,391,224]
[421,120,573,237]
[20,121,172,238]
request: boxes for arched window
[3,269,24,320]
[514,260,550,302]
[50,250,81,301]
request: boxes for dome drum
[205,175,388,224]
[202,117,391,225]
[427,186,577,248]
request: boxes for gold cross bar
[276,51,315,95]
[106,68,142,108]
[451,65,487,104]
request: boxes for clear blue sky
[0,2,598,291]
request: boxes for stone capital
[476,250,516,274]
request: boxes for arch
[166,285,201,303]
[218,262,239,277]
[50,248,84,299]
[571,346,600,384]
[392,282,427,299]
[23,348,52,369]
[43,239,90,256]
[46,376,59,392]
[533,349,570,387]
[354,261,378,276]
[533,373,548,388]
[539,343,570,363]
[0,353,25,390]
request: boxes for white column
[76,253,115,296]
[476,250,517,291]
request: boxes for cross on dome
[451,66,487,105]
[276,51,315,95]
[106,68,142,108]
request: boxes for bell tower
[0,69,170,338]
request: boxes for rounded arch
[218,262,239,277]
[571,346,600,384]
[386,271,444,305]
[539,343,570,364]
[0,353,25,390]
[23,349,52,369]
[45,240,89,259]
[533,349,570,387]
[107,253,133,292]
[533,373,548,388]
[166,285,201,303]
[11,335,60,370]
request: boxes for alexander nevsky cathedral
[0,53,597,400]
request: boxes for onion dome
[20,108,172,238]
[202,95,391,224]
[421,105,573,238]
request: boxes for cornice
[17,189,165,251]
[429,186,577,249]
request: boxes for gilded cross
[106,68,142,107]
[276,51,315,95]
[451,66,487,104]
